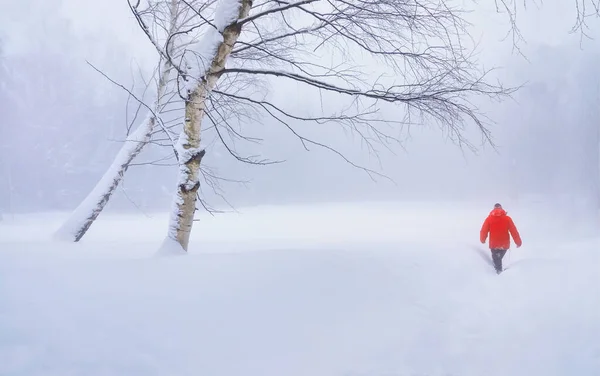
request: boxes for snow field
[0,201,599,376]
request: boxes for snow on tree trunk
[55,60,173,242]
[54,116,155,241]
[55,0,183,242]
[160,0,252,253]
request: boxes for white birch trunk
[55,1,181,242]
[160,0,252,253]
[54,112,160,241]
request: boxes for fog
[1,0,599,229]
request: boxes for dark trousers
[491,248,507,271]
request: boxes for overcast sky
[1,0,600,218]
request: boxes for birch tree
[131,0,515,253]
[54,0,200,241]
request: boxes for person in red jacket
[480,203,522,273]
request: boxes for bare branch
[204,108,284,165]
[85,61,177,152]
[237,0,320,26]
[495,0,600,49]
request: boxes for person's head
[491,202,507,216]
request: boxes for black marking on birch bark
[182,149,205,165]
[179,181,200,194]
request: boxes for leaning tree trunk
[55,0,182,242]
[161,0,252,253]
[54,115,157,241]
[55,60,173,242]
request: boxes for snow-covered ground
[1,201,599,376]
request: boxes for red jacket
[480,208,522,250]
